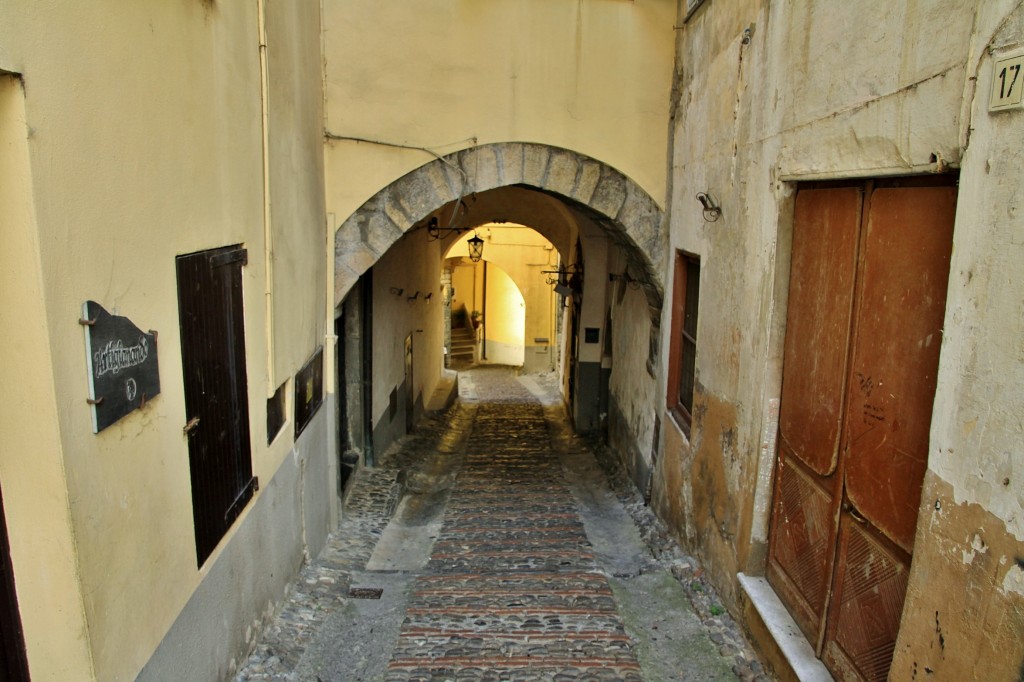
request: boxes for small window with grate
[668,251,700,435]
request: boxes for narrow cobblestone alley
[235,368,768,681]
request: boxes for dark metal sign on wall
[81,301,160,433]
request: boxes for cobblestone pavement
[235,367,771,681]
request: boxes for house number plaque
[82,301,160,433]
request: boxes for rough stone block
[590,170,628,219]
[573,159,602,204]
[438,157,468,197]
[364,210,402,256]
[497,143,525,186]
[335,213,365,245]
[334,241,377,278]
[459,146,500,193]
[382,187,414,232]
[522,144,551,187]
[546,151,581,198]
[394,167,457,223]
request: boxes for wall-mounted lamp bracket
[696,192,722,222]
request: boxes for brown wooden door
[768,179,956,682]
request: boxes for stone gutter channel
[234,370,771,681]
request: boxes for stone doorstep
[737,573,834,682]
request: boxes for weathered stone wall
[664,0,1024,674]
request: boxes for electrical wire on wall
[323,133,478,235]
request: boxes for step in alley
[234,368,769,681]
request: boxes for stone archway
[333,142,666,324]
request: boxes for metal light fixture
[696,192,722,222]
[467,233,484,262]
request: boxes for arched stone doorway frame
[333,142,667,335]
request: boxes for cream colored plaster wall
[371,234,445,436]
[0,2,329,679]
[927,0,1024,544]
[267,0,328,385]
[668,0,1024,672]
[481,266,527,366]
[322,0,675,229]
[0,72,95,681]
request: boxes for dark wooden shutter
[0,486,29,681]
[177,245,257,566]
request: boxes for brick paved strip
[405,605,618,616]
[413,571,607,583]
[397,628,631,640]
[387,656,642,670]
[412,586,613,597]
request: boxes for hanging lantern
[467,233,485,262]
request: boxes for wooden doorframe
[0,485,29,681]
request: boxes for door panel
[767,455,837,642]
[823,517,910,682]
[843,187,956,551]
[778,187,861,477]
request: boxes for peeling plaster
[1002,562,1024,597]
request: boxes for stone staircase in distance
[449,326,476,366]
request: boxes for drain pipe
[257,0,276,394]
[482,260,488,361]
[361,275,374,467]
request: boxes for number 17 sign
[990,52,1024,112]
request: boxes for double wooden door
[767,179,956,681]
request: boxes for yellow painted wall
[267,0,328,385]
[0,72,95,681]
[323,0,676,231]
[0,2,327,679]
[448,225,560,363]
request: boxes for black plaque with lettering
[82,301,160,433]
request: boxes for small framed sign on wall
[294,346,324,438]
[81,301,160,433]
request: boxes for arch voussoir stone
[457,145,501,193]
[522,145,551,188]
[589,167,629,219]
[546,150,582,199]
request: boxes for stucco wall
[322,0,676,235]
[0,2,330,679]
[0,72,94,681]
[892,5,1024,677]
[371,234,445,456]
[448,225,561,368]
[665,0,1024,676]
